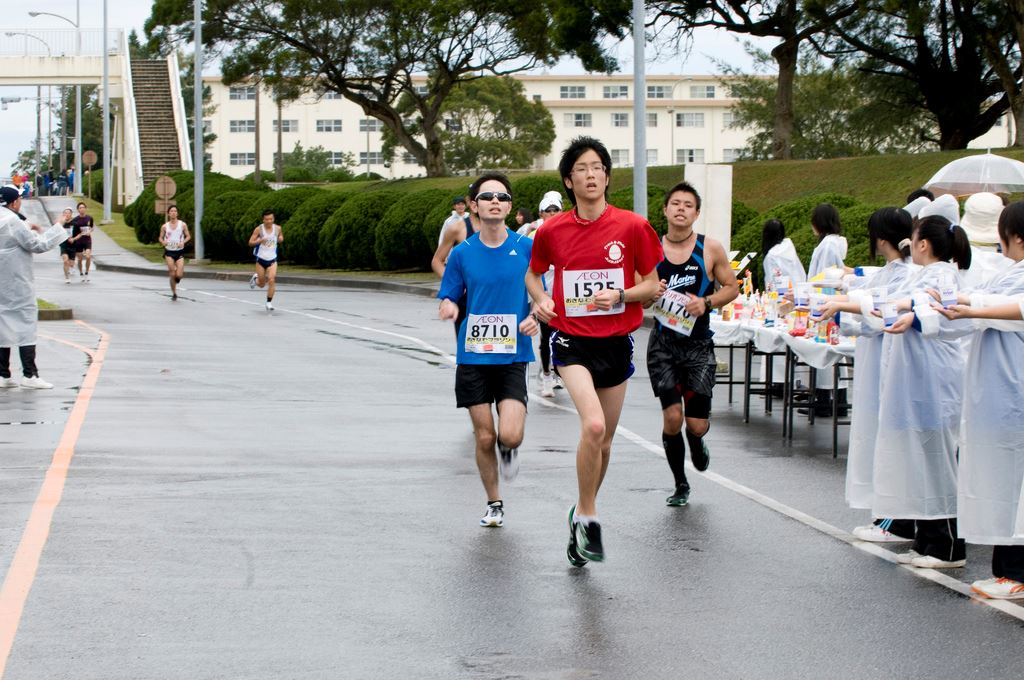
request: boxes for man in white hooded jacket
[0,186,69,389]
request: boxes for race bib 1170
[562,268,625,317]
[465,313,517,354]
[652,289,696,336]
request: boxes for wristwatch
[704,296,714,311]
[619,288,626,304]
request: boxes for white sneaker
[480,501,504,528]
[910,554,966,569]
[971,577,1024,599]
[553,374,565,390]
[265,301,274,311]
[498,443,520,482]
[540,372,555,398]
[0,377,19,388]
[65,277,70,284]
[249,273,258,289]
[895,550,921,564]
[21,376,54,390]
[853,524,912,543]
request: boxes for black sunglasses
[475,191,512,202]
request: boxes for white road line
[193,287,1024,622]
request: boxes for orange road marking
[0,320,110,678]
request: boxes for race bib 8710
[562,268,625,317]
[652,289,696,336]
[465,313,517,354]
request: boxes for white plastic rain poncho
[962,246,1012,291]
[762,238,806,291]
[0,206,67,347]
[838,258,916,509]
[957,260,1024,544]
[808,234,848,279]
[871,261,973,520]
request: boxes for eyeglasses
[571,163,606,176]
[475,191,512,202]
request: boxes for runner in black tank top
[646,182,738,507]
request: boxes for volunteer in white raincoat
[760,218,806,291]
[873,215,974,569]
[937,201,1024,599]
[0,186,69,389]
[960,192,1013,290]
[823,209,916,534]
[807,203,848,278]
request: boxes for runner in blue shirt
[438,172,539,528]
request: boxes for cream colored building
[203,73,1012,179]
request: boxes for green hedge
[509,174,564,227]
[232,186,326,251]
[201,190,269,261]
[729,193,881,287]
[319,190,401,269]
[375,189,448,270]
[284,192,350,265]
[124,171,250,245]
[83,169,103,202]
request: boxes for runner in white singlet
[159,205,191,301]
[247,209,284,311]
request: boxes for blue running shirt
[438,230,536,365]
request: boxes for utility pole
[102,0,112,221]
[193,0,206,260]
[632,0,647,218]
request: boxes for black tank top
[656,234,715,340]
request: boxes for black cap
[0,186,20,207]
[452,196,466,205]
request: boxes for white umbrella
[925,152,1024,195]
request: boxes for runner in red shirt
[526,136,662,565]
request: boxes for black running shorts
[646,327,715,418]
[550,330,635,389]
[455,362,529,408]
[164,250,185,262]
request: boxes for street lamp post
[29,5,82,194]
[5,31,51,196]
[102,0,112,221]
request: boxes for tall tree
[382,77,556,172]
[145,0,569,176]
[973,0,1024,147]
[650,1,859,160]
[815,0,1011,149]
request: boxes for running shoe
[249,273,258,289]
[266,301,274,311]
[497,442,519,482]
[21,376,54,390]
[910,554,966,569]
[666,484,690,507]
[540,372,555,398]
[971,577,1024,600]
[65,277,70,285]
[0,377,19,388]
[566,505,587,567]
[690,436,710,472]
[895,550,921,564]
[553,374,565,390]
[172,293,178,301]
[480,501,504,528]
[574,518,605,562]
[852,524,912,543]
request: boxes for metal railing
[168,52,194,171]
[119,31,145,201]
[0,28,122,57]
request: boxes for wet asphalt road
[2,261,1022,680]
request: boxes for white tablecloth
[710,318,854,369]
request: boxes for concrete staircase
[131,60,185,186]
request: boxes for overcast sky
[0,1,770,176]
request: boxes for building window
[359,151,384,165]
[414,84,429,96]
[676,112,705,128]
[646,112,658,128]
[994,116,1003,127]
[647,85,670,99]
[359,118,384,132]
[202,119,212,135]
[271,119,298,133]
[722,111,737,128]
[723,148,744,163]
[328,152,349,167]
[603,85,629,99]
[229,119,256,133]
[229,152,256,166]
[532,94,542,102]
[612,113,629,128]
[401,152,418,164]
[610,149,630,166]
[646,149,658,165]
[676,148,705,164]
[560,85,586,99]
[323,91,343,100]
[689,85,716,99]
[316,119,343,132]
[228,85,256,100]
[564,113,592,128]
[444,118,462,132]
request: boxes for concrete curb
[93,260,441,299]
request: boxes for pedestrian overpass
[0,28,192,205]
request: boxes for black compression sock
[662,431,688,488]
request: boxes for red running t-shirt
[530,204,662,337]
